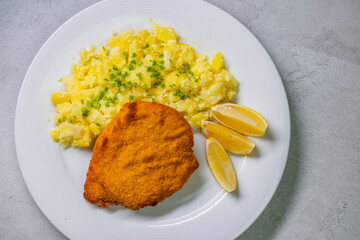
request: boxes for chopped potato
[210,52,224,73]
[50,22,238,147]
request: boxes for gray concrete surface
[1,0,359,239]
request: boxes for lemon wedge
[211,103,268,137]
[205,138,237,192]
[201,121,255,155]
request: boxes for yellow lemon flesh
[201,121,255,155]
[205,138,237,192]
[211,103,268,137]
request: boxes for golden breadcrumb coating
[84,101,199,210]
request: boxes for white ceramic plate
[15,0,290,239]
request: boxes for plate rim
[14,0,291,239]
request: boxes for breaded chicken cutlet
[84,101,199,210]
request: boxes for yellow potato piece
[211,103,268,137]
[210,52,223,73]
[205,138,237,192]
[150,21,177,42]
[190,112,209,127]
[50,92,71,104]
[201,121,255,155]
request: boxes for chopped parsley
[159,53,164,58]
[136,72,143,80]
[132,52,137,58]
[129,95,134,100]
[183,63,193,76]
[84,87,109,109]
[150,71,161,78]
[109,73,116,81]
[147,61,157,72]
[99,87,108,99]
[176,62,199,83]
[118,71,129,81]
[144,43,150,49]
[106,96,116,106]
[172,87,193,100]
[82,107,90,117]
[147,66,155,72]
[96,123,101,127]
[57,118,62,124]
[128,60,136,70]
[178,93,185,100]
[91,101,101,109]
[123,51,129,60]
[173,88,182,96]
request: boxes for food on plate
[211,104,268,137]
[49,22,238,147]
[205,138,236,192]
[201,121,255,155]
[84,101,199,209]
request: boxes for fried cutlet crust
[84,101,199,210]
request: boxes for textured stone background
[1,0,359,239]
